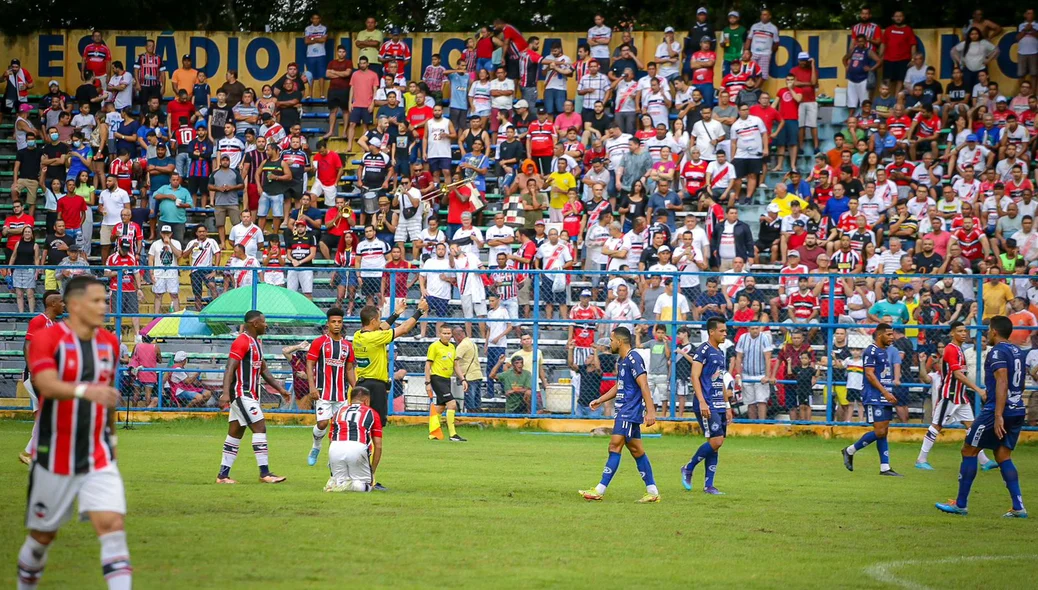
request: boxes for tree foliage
[0,0,1027,36]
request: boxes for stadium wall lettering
[0,29,1028,96]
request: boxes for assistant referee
[352,298,428,425]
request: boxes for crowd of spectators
[4,9,1038,422]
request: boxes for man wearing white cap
[684,7,715,78]
[655,27,682,81]
[748,8,780,79]
[792,52,819,153]
[169,351,216,407]
[149,224,183,312]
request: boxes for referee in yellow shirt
[352,299,428,427]
[426,324,467,442]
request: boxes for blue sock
[852,431,877,452]
[956,456,979,509]
[634,453,656,488]
[705,451,719,488]
[999,459,1025,511]
[599,452,621,489]
[876,437,890,468]
[685,441,714,473]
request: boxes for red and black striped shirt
[307,335,355,402]
[330,403,382,444]
[134,52,165,87]
[229,334,264,400]
[28,322,119,475]
[940,342,969,404]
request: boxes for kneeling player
[683,317,734,495]
[842,323,902,476]
[326,386,383,492]
[306,308,357,466]
[915,324,995,471]
[937,316,1028,518]
[579,327,660,503]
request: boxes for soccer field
[1,420,1034,589]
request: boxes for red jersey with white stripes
[527,121,557,157]
[681,160,708,195]
[228,333,264,400]
[24,313,56,379]
[569,304,605,348]
[330,403,383,444]
[82,43,112,76]
[940,342,970,404]
[307,335,355,403]
[27,322,119,475]
[110,221,144,252]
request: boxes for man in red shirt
[772,75,802,171]
[2,200,35,261]
[568,289,604,369]
[885,149,915,196]
[81,30,112,89]
[527,106,557,174]
[954,217,990,269]
[791,53,819,152]
[907,103,942,160]
[382,245,415,311]
[407,94,434,141]
[310,139,343,208]
[166,90,196,133]
[104,238,142,334]
[378,27,412,67]
[750,91,780,148]
[881,10,916,97]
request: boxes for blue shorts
[612,417,642,439]
[349,108,373,125]
[306,55,328,80]
[865,404,894,424]
[966,411,1025,451]
[332,270,358,288]
[539,280,566,305]
[696,409,728,438]
[428,157,452,172]
[774,119,799,147]
[427,295,449,318]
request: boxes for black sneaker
[449,434,467,442]
[879,469,904,477]
[842,448,854,472]
[372,482,388,491]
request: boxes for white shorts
[798,101,819,128]
[25,463,126,532]
[310,178,339,208]
[648,374,669,405]
[382,297,407,317]
[229,396,264,426]
[152,276,180,295]
[315,399,345,423]
[742,380,771,405]
[288,269,314,294]
[461,294,488,317]
[327,440,372,489]
[931,396,975,426]
[847,80,868,109]
[23,377,38,410]
[395,215,423,244]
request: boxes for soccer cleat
[841,448,854,472]
[259,473,287,484]
[372,482,388,491]
[215,477,238,484]
[18,451,31,465]
[703,486,725,495]
[915,462,934,471]
[307,448,320,466]
[936,501,968,516]
[579,489,603,501]
[681,467,693,491]
[449,434,467,442]
[879,469,904,477]
[1002,509,1029,519]
[636,493,661,503]
[981,460,1000,472]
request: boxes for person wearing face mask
[12,131,43,217]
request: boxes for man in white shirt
[748,9,781,79]
[452,243,488,338]
[395,177,425,251]
[655,27,682,80]
[954,134,992,174]
[1018,10,1038,89]
[97,174,131,260]
[705,150,737,204]
[587,14,613,68]
[536,228,574,319]
[225,243,261,290]
[951,165,982,202]
[730,103,768,205]
[420,241,454,337]
[484,211,515,264]
[601,221,631,274]
[636,62,671,100]
[604,282,641,333]
[603,125,633,171]
[183,225,222,311]
[541,45,572,116]
[107,62,135,110]
[452,212,484,259]
[355,224,389,306]
[673,230,707,295]
[691,107,725,162]
[149,225,183,312]
[488,68,515,132]
[995,144,1028,181]
[227,210,264,258]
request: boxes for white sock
[252,433,269,470]
[978,449,991,464]
[23,417,38,455]
[219,435,240,476]
[646,484,659,495]
[594,483,607,495]
[312,426,327,451]
[99,531,132,590]
[17,536,48,590]
[845,445,857,456]
[918,426,939,463]
[880,463,891,472]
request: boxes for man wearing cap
[379,27,411,69]
[953,133,994,176]
[149,224,184,312]
[168,350,216,407]
[769,250,809,322]
[792,52,819,153]
[719,11,747,75]
[171,54,197,96]
[655,28,682,82]
[285,217,318,299]
[683,7,716,77]
[748,9,780,79]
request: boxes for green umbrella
[200,284,325,327]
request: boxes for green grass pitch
[1,420,1034,588]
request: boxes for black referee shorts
[429,375,455,407]
[357,378,389,427]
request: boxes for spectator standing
[720,11,748,75]
[792,53,819,153]
[347,57,379,153]
[81,31,112,90]
[541,44,573,116]
[134,39,166,105]
[304,13,330,99]
[881,11,917,97]
[154,173,193,244]
[324,46,354,139]
[656,27,682,81]
[735,325,773,419]
[355,17,383,75]
[148,225,183,313]
[844,35,881,112]
[209,155,245,245]
[951,28,1000,92]
[170,55,197,95]
[1018,10,1038,90]
[730,103,768,204]
[748,9,780,80]
[587,14,612,70]
[183,225,221,310]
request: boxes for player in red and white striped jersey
[18,276,131,590]
[19,290,64,465]
[325,386,383,492]
[305,308,357,466]
[216,311,292,485]
[916,322,995,471]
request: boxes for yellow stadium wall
[0,28,1029,97]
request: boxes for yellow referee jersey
[352,328,393,381]
[426,340,456,379]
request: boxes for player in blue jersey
[842,323,903,476]
[937,316,1029,518]
[579,326,660,503]
[683,317,734,495]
